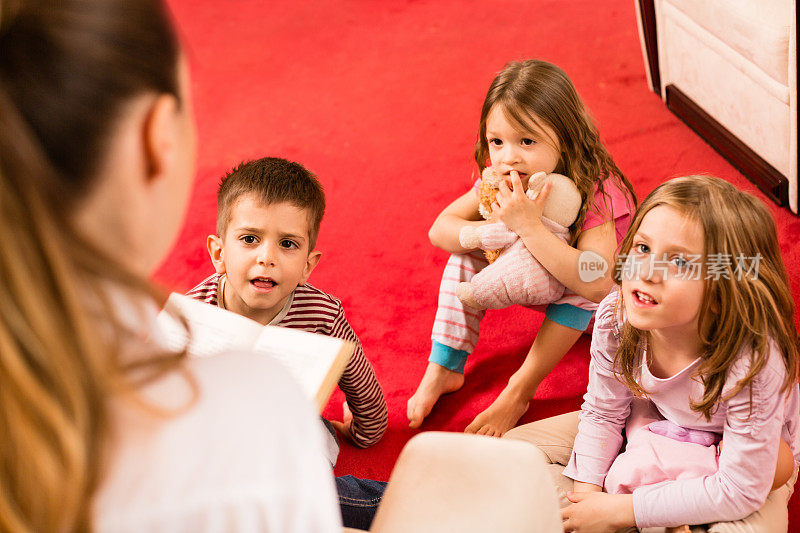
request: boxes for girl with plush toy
[407,59,637,436]
[505,175,799,531]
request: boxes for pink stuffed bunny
[456,170,581,310]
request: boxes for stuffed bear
[475,168,505,263]
[456,169,582,310]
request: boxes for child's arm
[717,437,795,490]
[561,292,633,486]
[428,190,489,254]
[329,307,388,448]
[573,481,602,493]
[493,172,620,303]
[556,293,639,531]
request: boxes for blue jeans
[335,475,387,530]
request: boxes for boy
[188,157,388,452]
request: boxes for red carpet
[160,1,800,528]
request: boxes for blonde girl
[506,175,799,531]
[408,59,637,435]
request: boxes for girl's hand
[494,170,550,237]
[561,491,635,533]
[572,481,602,494]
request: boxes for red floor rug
[161,0,800,528]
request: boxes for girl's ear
[207,234,226,274]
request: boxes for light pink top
[564,290,800,528]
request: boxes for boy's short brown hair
[217,157,326,249]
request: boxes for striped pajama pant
[431,250,490,356]
[429,251,596,373]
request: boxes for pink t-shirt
[582,179,633,244]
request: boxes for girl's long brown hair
[613,175,799,420]
[474,59,637,245]
[0,1,187,530]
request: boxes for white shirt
[92,350,341,532]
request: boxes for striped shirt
[187,273,388,448]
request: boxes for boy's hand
[330,401,354,443]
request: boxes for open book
[154,293,353,412]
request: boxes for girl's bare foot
[407,362,465,428]
[464,383,531,437]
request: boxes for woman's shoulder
[93,351,340,532]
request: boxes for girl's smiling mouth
[632,289,658,306]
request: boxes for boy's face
[207,194,321,325]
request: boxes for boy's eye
[280,239,298,250]
[241,235,258,244]
[633,243,650,254]
[521,138,535,146]
[488,138,502,147]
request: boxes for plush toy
[456,168,582,310]
[475,168,505,263]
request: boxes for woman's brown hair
[474,59,637,245]
[0,1,185,530]
[613,175,799,420]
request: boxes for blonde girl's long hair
[613,175,799,420]
[0,1,187,530]
[474,59,637,245]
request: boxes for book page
[253,327,352,410]
[155,293,262,356]
[154,293,352,411]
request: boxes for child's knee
[504,425,575,466]
[773,438,795,490]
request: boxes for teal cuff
[545,303,593,331]
[429,341,468,374]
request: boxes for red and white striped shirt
[187,273,388,448]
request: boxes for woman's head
[613,175,799,419]
[1,0,196,272]
[0,0,193,530]
[474,59,635,240]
